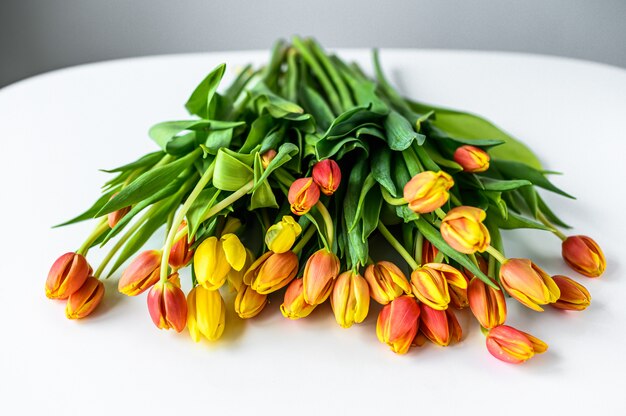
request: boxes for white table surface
[1,49,625,415]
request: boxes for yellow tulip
[194,233,246,290]
[187,285,226,342]
[330,271,370,328]
[234,285,268,319]
[403,171,454,214]
[265,215,302,253]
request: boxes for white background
[0,50,625,415]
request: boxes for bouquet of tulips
[45,37,606,364]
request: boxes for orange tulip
[410,263,467,310]
[107,193,131,228]
[453,145,490,173]
[302,249,340,305]
[403,171,454,214]
[561,235,606,278]
[147,278,188,332]
[419,304,462,347]
[468,277,507,329]
[440,206,490,254]
[234,285,268,319]
[169,220,194,269]
[280,279,317,319]
[363,261,411,305]
[551,275,591,311]
[330,271,370,328]
[312,159,341,196]
[65,276,105,319]
[246,251,299,294]
[421,240,439,264]
[118,250,162,296]
[376,295,421,354]
[45,252,91,299]
[288,177,321,216]
[261,149,277,169]
[500,258,560,312]
[486,325,547,364]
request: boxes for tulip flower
[312,159,341,196]
[234,285,268,319]
[194,233,246,290]
[363,261,411,305]
[453,145,490,173]
[403,170,454,214]
[486,325,547,364]
[421,240,439,264]
[288,177,321,216]
[280,279,317,319]
[226,248,255,292]
[147,278,188,332]
[187,285,226,342]
[410,263,467,310]
[468,277,507,329]
[561,235,606,278]
[265,215,302,253]
[107,193,131,228]
[449,272,470,309]
[551,275,591,311]
[245,251,299,294]
[330,271,370,328]
[65,276,105,319]
[419,305,462,347]
[45,252,91,299]
[500,258,560,312]
[440,206,490,254]
[261,149,277,169]
[376,295,421,354]
[302,249,340,305]
[118,250,162,296]
[169,220,194,269]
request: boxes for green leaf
[362,187,382,242]
[96,149,200,216]
[213,148,254,191]
[479,177,532,192]
[186,188,221,239]
[371,146,397,196]
[423,141,462,172]
[413,143,440,172]
[384,110,421,150]
[204,128,233,154]
[251,143,299,192]
[484,191,508,220]
[250,154,278,210]
[414,217,496,288]
[54,187,120,227]
[249,83,304,118]
[392,152,411,195]
[344,159,368,230]
[101,151,164,173]
[488,206,552,231]
[537,194,571,229]
[324,106,383,140]
[349,173,377,231]
[300,85,335,131]
[492,159,574,199]
[185,63,226,118]
[149,119,245,151]
[396,205,419,223]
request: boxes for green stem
[159,162,215,282]
[435,208,447,220]
[485,245,507,264]
[381,187,407,206]
[76,218,109,256]
[315,201,334,249]
[537,211,567,241]
[488,254,496,279]
[377,222,419,270]
[450,193,463,207]
[292,224,315,255]
[308,38,354,110]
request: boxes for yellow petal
[221,233,247,271]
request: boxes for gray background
[1,0,625,88]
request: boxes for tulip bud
[302,249,340,305]
[234,285,268,319]
[45,252,91,299]
[410,263,467,310]
[280,279,317,319]
[468,277,507,329]
[118,250,162,296]
[194,234,246,290]
[312,159,341,196]
[364,261,411,305]
[187,285,225,342]
[421,240,439,264]
[500,258,560,312]
[330,271,370,328]
[107,193,131,228]
[147,278,188,332]
[419,304,462,347]
[440,206,490,254]
[265,215,302,253]
[376,295,421,354]
[551,275,591,311]
[453,145,490,173]
[486,325,547,364]
[65,276,105,319]
[220,217,242,236]
[449,272,470,309]
[169,220,194,269]
[562,235,606,278]
[403,171,454,214]
[248,251,299,294]
[288,178,321,216]
[261,149,277,169]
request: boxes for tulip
[194,233,246,290]
[468,277,507,329]
[45,252,91,299]
[403,170,454,214]
[551,275,591,311]
[187,285,226,341]
[376,296,421,354]
[147,278,188,332]
[453,145,490,173]
[169,220,194,269]
[265,215,302,253]
[486,325,547,364]
[562,235,606,278]
[247,251,298,294]
[261,149,277,169]
[440,206,490,254]
[449,272,470,309]
[330,271,370,328]
[312,159,341,196]
[118,250,162,296]
[421,240,439,264]
[302,249,340,305]
[280,279,317,319]
[410,263,467,310]
[288,177,321,216]
[65,276,105,319]
[234,285,268,319]
[500,258,560,312]
[107,193,131,228]
[227,248,255,292]
[363,261,411,305]
[419,305,462,347]
[221,216,242,236]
